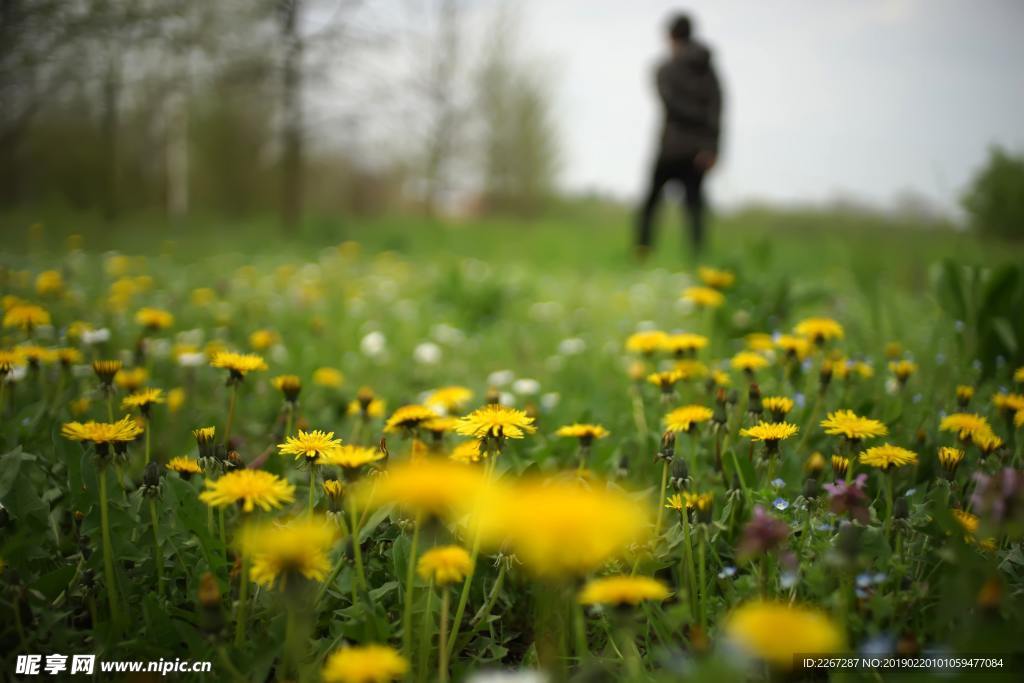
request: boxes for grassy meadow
[2,205,1024,682]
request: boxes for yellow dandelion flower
[556,423,610,442]
[3,303,50,331]
[425,385,474,413]
[1016,410,1024,429]
[239,516,340,586]
[724,601,844,670]
[697,266,735,289]
[1015,367,1024,383]
[199,470,296,512]
[858,443,918,470]
[955,385,974,404]
[710,368,731,387]
[820,410,888,441]
[323,479,345,500]
[134,307,174,330]
[889,359,918,382]
[417,545,473,586]
[665,491,713,514]
[472,477,650,579]
[321,645,408,683]
[993,392,1024,414]
[731,351,770,373]
[647,369,683,391]
[271,374,302,402]
[167,387,186,413]
[455,404,536,440]
[775,334,811,360]
[313,367,344,388]
[70,397,91,417]
[762,396,794,420]
[35,270,64,296]
[248,329,279,351]
[320,444,385,469]
[939,413,992,442]
[278,429,342,462]
[793,317,843,343]
[975,430,1003,456]
[422,416,460,436]
[951,509,996,551]
[384,404,439,433]
[210,351,268,378]
[0,348,25,374]
[805,452,826,474]
[674,359,709,380]
[937,447,964,474]
[625,330,669,355]
[662,333,709,356]
[114,366,148,391]
[449,440,485,464]
[121,388,165,413]
[355,458,489,518]
[579,575,669,606]
[166,456,203,476]
[741,422,799,443]
[745,333,775,352]
[664,405,713,433]
[57,347,83,366]
[61,415,144,446]
[682,285,725,308]
[17,345,57,365]
[831,455,850,477]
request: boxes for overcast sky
[514,0,1024,212]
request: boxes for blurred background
[2,0,1023,246]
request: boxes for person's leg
[635,160,672,258]
[680,161,707,255]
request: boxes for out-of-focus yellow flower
[56,347,83,366]
[239,516,340,586]
[745,333,774,352]
[313,367,344,388]
[70,397,91,417]
[662,333,708,356]
[121,388,165,414]
[955,385,974,405]
[731,351,769,373]
[647,369,683,391]
[321,644,408,683]
[724,601,844,669]
[682,286,724,308]
[167,387,186,413]
[272,374,302,402]
[385,404,439,433]
[951,509,996,550]
[762,396,794,420]
[18,345,57,365]
[805,452,826,474]
[820,410,887,441]
[115,367,148,392]
[775,335,810,361]
[664,405,713,433]
[625,330,669,355]
[674,359,709,380]
[697,266,735,289]
[993,392,1024,414]
[556,423,610,442]
[937,447,964,475]
[579,575,669,606]
[939,413,992,442]
[449,440,485,464]
[889,359,918,382]
[355,458,489,519]
[35,270,64,297]
[793,317,843,344]
[191,287,217,306]
[859,443,918,470]
[417,545,473,586]
[425,385,474,414]
[3,303,50,331]
[320,444,385,469]
[135,307,174,331]
[199,470,295,512]
[248,329,279,351]
[472,477,650,579]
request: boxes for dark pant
[636,156,706,253]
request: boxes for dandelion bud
[669,455,689,490]
[937,447,964,479]
[956,385,974,408]
[893,496,909,520]
[92,359,122,388]
[356,386,375,413]
[831,455,849,478]
[805,452,826,478]
[803,477,821,500]
[658,431,676,462]
[141,461,161,497]
[273,374,302,403]
[193,426,217,460]
[485,386,501,405]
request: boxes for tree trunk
[279,0,303,231]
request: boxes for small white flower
[512,378,540,395]
[413,342,442,365]
[360,331,387,357]
[4,365,28,383]
[177,352,206,368]
[557,337,585,355]
[499,392,516,406]
[146,338,171,359]
[467,671,549,683]
[540,392,560,410]
[81,328,111,345]
[487,369,515,387]
[431,323,465,344]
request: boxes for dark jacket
[656,41,722,161]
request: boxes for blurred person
[636,13,722,261]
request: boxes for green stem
[653,460,670,539]
[148,499,163,599]
[98,467,121,628]
[884,472,895,539]
[681,513,698,620]
[235,554,250,647]
[308,465,316,515]
[224,383,238,443]
[416,581,435,682]
[402,513,423,659]
[573,596,588,662]
[218,507,227,561]
[144,418,151,464]
[284,403,294,439]
[697,525,707,629]
[439,589,450,683]
[348,499,367,591]
[445,524,482,659]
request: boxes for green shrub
[962,146,1024,240]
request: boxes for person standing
[636,13,723,260]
